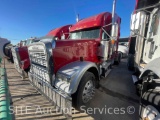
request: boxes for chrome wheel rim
[142,105,160,120]
[82,80,95,103]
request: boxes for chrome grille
[29,50,47,67]
[11,47,21,73]
[29,47,50,83]
[31,64,49,83]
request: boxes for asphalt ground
[85,58,139,120]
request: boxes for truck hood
[17,46,29,61]
[53,39,100,73]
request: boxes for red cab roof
[70,12,113,32]
[47,25,72,39]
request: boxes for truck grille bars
[11,47,21,74]
[29,50,47,67]
[28,44,72,119]
[29,49,50,83]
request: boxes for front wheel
[114,53,121,65]
[74,71,96,109]
[139,89,160,120]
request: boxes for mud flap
[132,75,138,83]
[28,72,72,120]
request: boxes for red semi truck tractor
[11,25,72,79]
[12,38,39,79]
[6,40,28,63]
[28,11,121,108]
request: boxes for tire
[135,81,142,96]
[119,52,123,59]
[139,89,160,120]
[114,53,121,65]
[74,71,96,109]
[127,54,134,71]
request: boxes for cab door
[131,11,147,67]
[142,8,160,63]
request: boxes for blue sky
[0,0,135,44]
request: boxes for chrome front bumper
[28,72,72,119]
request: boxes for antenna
[76,14,79,22]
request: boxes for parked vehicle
[4,43,14,63]
[118,38,129,58]
[11,25,72,79]
[0,37,14,63]
[7,40,28,63]
[128,0,160,119]
[47,24,72,40]
[27,8,121,109]
[0,37,11,58]
[11,37,39,79]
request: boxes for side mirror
[131,12,140,31]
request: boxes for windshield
[21,41,26,46]
[25,39,39,45]
[151,9,160,36]
[70,28,100,39]
[40,36,55,42]
[119,42,128,47]
[26,39,31,45]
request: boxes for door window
[151,9,160,35]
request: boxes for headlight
[56,73,71,83]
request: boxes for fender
[54,61,99,95]
[139,57,160,79]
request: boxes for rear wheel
[119,52,123,59]
[114,53,121,65]
[74,72,96,109]
[139,89,160,120]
